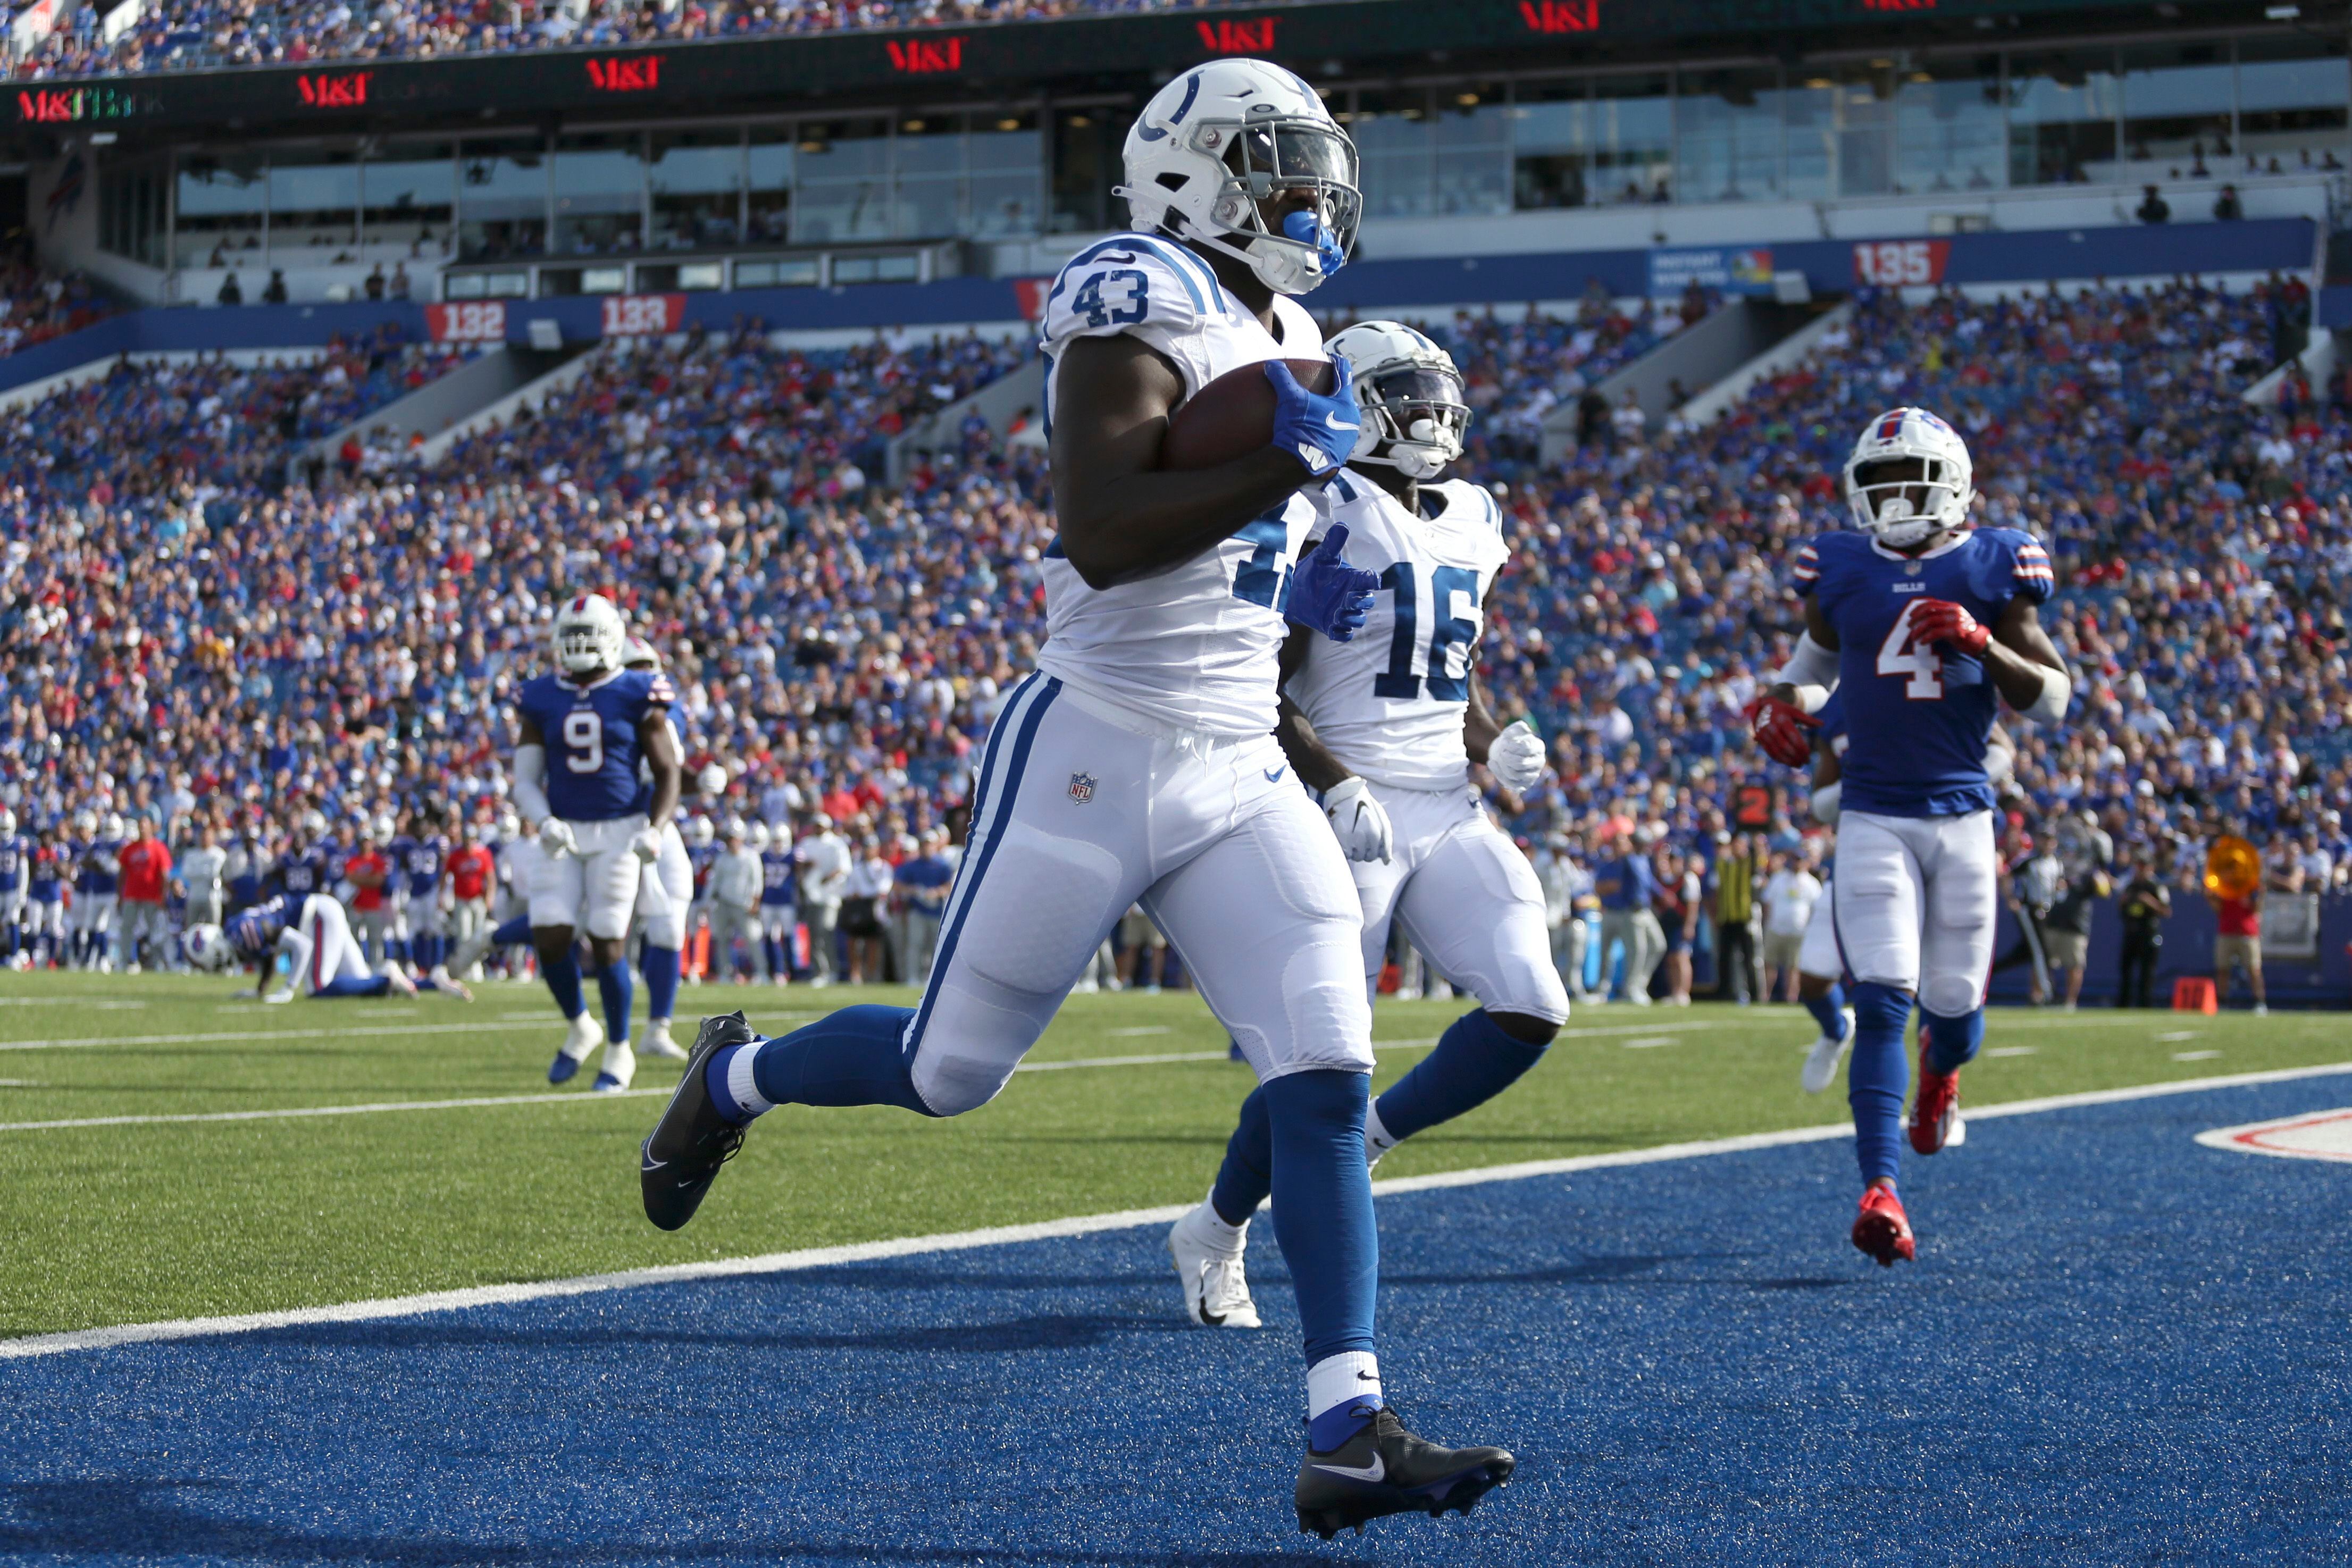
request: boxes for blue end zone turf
[3,1078,2348,1564]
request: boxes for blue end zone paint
[2,1078,2347,1564]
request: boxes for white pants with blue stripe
[907,674,1374,1117]
[1832,809,1997,1018]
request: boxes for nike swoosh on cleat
[1355,1371,1378,1382]
[1311,1456,1385,1483]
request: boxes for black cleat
[639,1012,757,1231]
[1294,1404,1516,1539]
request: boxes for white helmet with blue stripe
[1324,320,1469,480]
[1117,58,1360,297]
[1844,406,1974,549]
[182,922,234,972]
[553,592,626,677]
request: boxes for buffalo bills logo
[1068,773,1097,804]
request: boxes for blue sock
[1262,1069,1378,1413]
[1922,1006,1985,1075]
[1847,982,1912,1188]
[598,959,633,1046]
[542,950,587,1020]
[712,1004,933,1119]
[1210,1085,1274,1228]
[763,933,784,978]
[1375,1008,1551,1143]
[417,932,441,971]
[1803,982,1850,1042]
[315,975,393,999]
[642,944,681,1026]
[492,913,532,948]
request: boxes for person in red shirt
[346,818,395,966]
[116,817,172,974]
[2210,883,2265,1016]
[444,822,498,979]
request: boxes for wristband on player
[1283,524,1380,643]
[1265,357,1360,477]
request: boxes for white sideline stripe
[0,1088,671,1131]
[10,1058,2350,1361]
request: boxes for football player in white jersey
[639,60,1512,1538]
[1167,320,1568,1326]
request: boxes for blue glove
[1283,523,1379,643]
[1265,357,1360,479]
[1283,209,1349,280]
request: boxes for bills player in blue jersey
[0,808,28,967]
[73,814,122,971]
[274,815,332,904]
[185,892,471,1001]
[1748,407,2066,1267]
[393,808,453,977]
[637,60,1512,1538]
[513,592,683,1094]
[1169,321,1566,1331]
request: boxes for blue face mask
[1282,209,1347,280]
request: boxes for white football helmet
[1324,320,1469,480]
[370,815,396,845]
[725,816,748,842]
[748,820,771,851]
[553,593,626,676]
[182,923,235,972]
[102,813,124,842]
[1117,59,1359,297]
[695,763,729,798]
[0,808,17,837]
[689,815,715,848]
[622,635,661,671]
[1844,407,1973,549]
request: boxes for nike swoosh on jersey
[1324,412,1357,430]
[1265,766,1287,782]
[1311,1455,1386,1483]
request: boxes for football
[1159,357,1338,471]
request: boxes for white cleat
[639,1019,688,1060]
[1801,1009,1857,1095]
[1946,1110,1967,1148]
[1167,1199,1261,1329]
[261,989,295,1005]
[592,1040,636,1093]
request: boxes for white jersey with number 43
[1035,231,1328,737]
[1284,472,1511,792]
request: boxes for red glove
[1743,692,1819,768]
[1911,598,1991,656]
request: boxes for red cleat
[1852,1184,1915,1267]
[1909,1027,1962,1155]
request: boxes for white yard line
[0,1020,520,1052]
[7,1058,2349,1360]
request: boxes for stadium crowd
[11,0,1286,79]
[0,251,112,359]
[0,274,2342,1000]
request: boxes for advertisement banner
[1648,245,1775,298]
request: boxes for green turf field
[0,972,2340,1338]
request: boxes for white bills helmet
[1324,320,1469,480]
[182,923,235,972]
[695,763,729,798]
[1844,407,1973,549]
[553,593,626,677]
[748,820,771,851]
[1117,59,1359,297]
[689,815,715,848]
[622,635,661,671]
[102,813,124,842]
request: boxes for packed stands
[14,0,1299,79]
[0,277,2345,977]
[0,251,112,358]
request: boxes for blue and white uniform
[1797,690,1847,982]
[275,843,330,902]
[1795,526,2053,1013]
[864,232,1368,1117]
[0,830,28,935]
[227,892,387,999]
[516,667,674,940]
[398,833,450,943]
[28,845,64,946]
[630,711,694,951]
[74,836,119,955]
[1280,473,1564,1024]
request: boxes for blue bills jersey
[517,669,675,823]
[276,846,331,899]
[227,894,295,958]
[1796,527,2053,818]
[79,840,120,895]
[1815,687,1847,760]
[0,835,27,893]
[759,846,797,908]
[397,835,448,898]
[29,849,61,901]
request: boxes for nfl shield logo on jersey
[1068,772,1097,805]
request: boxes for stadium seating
[0,276,2342,972]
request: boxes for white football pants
[526,816,647,941]
[1353,782,1569,1024]
[1831,809,1997,1017]
[632,820,693,950]
[1798,877,1842,981]
[907,675,1371,1117]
